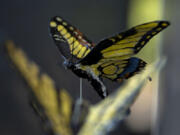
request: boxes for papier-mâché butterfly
[49,16,169,98]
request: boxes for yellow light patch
[110,38,116,42]
[136,47,141,50]
[127,33,145,39]
[72,45,82,56]
[62,22,67,26]
[90,64,99,69]
[116,55,131,60]
[103,65,117,75]
[69,44,73,51]
[101,43,135,53]
[118,38,138,44]
[117,64,126,68]
[115,60,128,66]
[64,33,71,39]
[103,74,117,80]
[77,47,87,58]
[60,29,67,35]
[69,26,74,31]
[54,38,61,41]
[136,23,157,29]
[117,35,122,39]
[78,65,87,71]
[72,41,80,48]
[69,41,80,51]
[137,28,152,33]
[102,55,132,63]
[91,67,100,76]
[56,17,62,22]
[101,62,112,67]
[152,32,156,35]
[82,39,87,43]
[117,43,135,48]
[78,35,82,39]
[117,68,124,74]
[162,23,168,27]
[57,25,64,31]
[83,49,91,57]
[74,31,78,35]
[103,48,134,58]
[141,41,145,45]
[157,27,162,31]
[146,35,151,39]
[67,37,75,44]
[50,21,57,27]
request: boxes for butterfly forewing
[49,16,94,61]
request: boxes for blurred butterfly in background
[49,16,169,98]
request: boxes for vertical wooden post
[127,0,165,134]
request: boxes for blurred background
[0,0,179,135]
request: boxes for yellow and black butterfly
[49,16,170,98]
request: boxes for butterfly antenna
[79,78,83,102]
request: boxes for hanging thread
[80,78,83,103]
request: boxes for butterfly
[49,16,170,98]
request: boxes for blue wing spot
[118,57,141,78]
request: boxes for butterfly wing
[49,16,95,62]
[97,57,147,81]
[79,21,170,82]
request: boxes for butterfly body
[63,59,107,98]
[49,16,170,98]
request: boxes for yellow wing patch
[50,21,57,27]
[135,22,158,29]
[97,22,169,60]
[102,48,134,58]
[99,21,170,57]
[102,65,118,75]
[50,16,95,59]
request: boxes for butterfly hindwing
[98,57,146,82]
[49,16,94,61]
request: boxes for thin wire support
[80,78,83,103]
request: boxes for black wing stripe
[134,21,170,53]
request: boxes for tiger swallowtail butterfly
[49,16,170,98]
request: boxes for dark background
[0,0,179,135]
